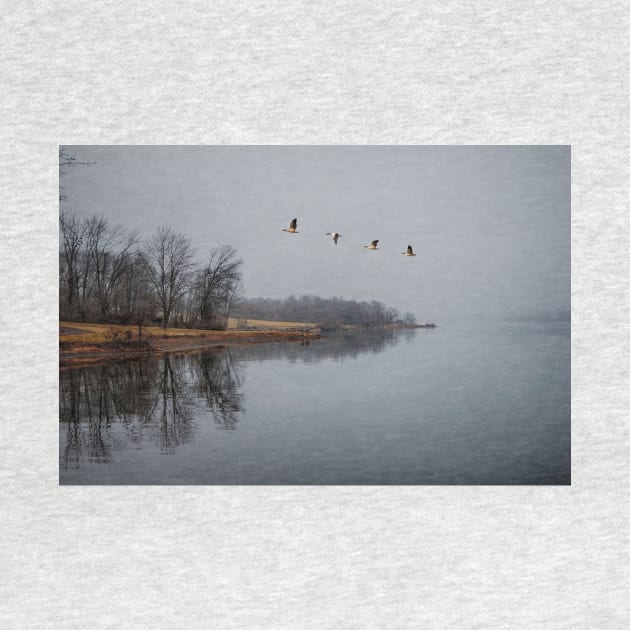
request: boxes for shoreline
[60,326,319,368]
[59,320,434,367]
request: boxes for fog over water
[61,146,570,323]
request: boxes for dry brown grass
[61,319,318,344]
[59,321,206,344]
[60,322,321,365]
[225,317,317,330]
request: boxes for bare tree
[193,244,243,328]
[59,211,87,319]
[144,227,194,328]
[85,216,139,320]
[59,147,95,320]
[115,251,157,337]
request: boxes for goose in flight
[364,240,379,250]
[326,232,342,244]
[402,245,416,256]
[282,218,299,233]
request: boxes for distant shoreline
[59,320,435,367]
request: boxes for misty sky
[60,146,570,323]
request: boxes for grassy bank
[60,321,320,367]
[224,317,318,331]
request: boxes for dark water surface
[59,319,570,484]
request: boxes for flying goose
[364,240,379,250]
[402,245,416,256]
[282,218,299,233]
[326,232,342,244]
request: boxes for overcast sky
[60,146,570,323]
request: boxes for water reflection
[60,360,159,468]
[60,348,244,469]
[192,348,244,430]
[152,354,196,453]
[60,331,406,470]
[232,328,407,363]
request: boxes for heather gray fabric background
[1,2,628,627]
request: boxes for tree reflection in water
[60,348,245,468]
[60,361,158,468]
[147,354,195,454]
[60,329,414,469]
[192,348,244,430]
[230,328,404,364]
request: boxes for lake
[59,318,570,485]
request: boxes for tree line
[59,211,243,329]
[234,295,417,328]
[59,212,415,330]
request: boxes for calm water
[59,319,570,485]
